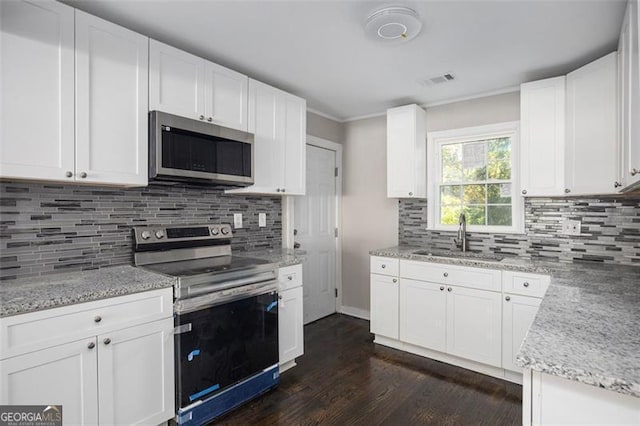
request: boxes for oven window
[174,291,278,408]
[161,127,251,177]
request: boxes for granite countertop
[236,248,306,267]
[370,245,640,398]
[0,265,176,317]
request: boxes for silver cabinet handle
[207,117,213,122]
[505,296,511,301]
[565,188,571,194]
[392,278,397,283]
[443,272,448,277]
[103,338,111,345]
[94,316,102,323]
[631,169,640,176]
[614,181,622,188]
[523,282,529,288]
[522,189,528,195]
[87,342,95,349]
[66,171,73,178]
[439,286,445,291]
[447,287,452,292]
[80,172,87,178]
[381,264,386,269]
[199,115,205,120]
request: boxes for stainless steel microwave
[149,111,254,186]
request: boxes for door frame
[283,135,343,315]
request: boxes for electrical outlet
[562,218,581,235]
[233,213,243,229]
[258,213,266,227]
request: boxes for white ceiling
[66,0,627,121]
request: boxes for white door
[278,286,304,365]
[502,293,541,372]
[0,339,99,425]
[97,318,174,426]
[204,61,248,131]
[75,11,148,186]
[0,0,75,182]
[399,278,446,352]
[446,286,502,367]
[295,144,337,323]
[370,274,399,339]
[149,39,205,120]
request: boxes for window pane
[440,185,462,205]
[463,205,486,225]
[488,137,511,180]
[487,183,511,204]
[488,205,512,226]
[463,185,486,204]
[441,205,462,225]
[441,144,462,183]
[461,142,487,181]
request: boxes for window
[427,122,523,233]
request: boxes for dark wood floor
[217,314,522,425]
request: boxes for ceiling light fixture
[365,6,422,44]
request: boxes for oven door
[174,284,279,410]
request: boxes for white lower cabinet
[278,264,304,371]
[502,294,542,372]
[399,279,446,352]
[370,273,399,339]
[0,288,175,426]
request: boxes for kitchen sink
[411,249,505,262]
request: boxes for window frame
[426,121,524,234]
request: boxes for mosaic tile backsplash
[0,181,282,280]
[399,197,640,265]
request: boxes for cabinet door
[370,274,399,339]
[278,286,304,365]
[520,76,566,197]
[204,61,248,131]
[565,52,618,195]
[445,286,502,367]
[149,39,205,120]
[0,339,99,425]
[502,294,541,372]
[387,105,427,198]
[75,11,148,186]
[621,0,640,189]
[0,0,75,182]
[97,318,174,426]
[283,93,306,195]
[399,278,446,352]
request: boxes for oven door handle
[174,280,279,314]
[184,270,277,298]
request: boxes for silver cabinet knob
[287,276,293,281]
[94,316,102,323]
[523,282,529,288]
[103,338,111,345]
[614,181,622,188]
[443,272,448,277]
[439,286,445,291]
[207,117,213,122]
[282,188,286,193]
[276,188,281,193]
[447,287,452,292]
[80,172,87,178]
[381,264,386,269]
[631,169,640,176]
[505,296,511,301]
[278,294,282,300]
[392,278,397,283]
[408,192,413,196]
[522,189,528,195]
[66,171,73,178]
[87,342,95,349]
[564,188,571,194]
[199,115,205,120]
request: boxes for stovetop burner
[141,255,272,278]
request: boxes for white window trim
[427,121,524,234]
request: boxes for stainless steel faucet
[456,212,467,252]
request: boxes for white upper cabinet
[0,0,75,182]
[149,40,249,131]
[619,0,640,190]
[520,76,566,197]
[387,104,427,198]
[227,79,306,195]
[75,11,148,186]
[565,52,619,195]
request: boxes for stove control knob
[155,230,165,239]
[141,231,151,240]
[221,227,230,235]
[210,227,219,236]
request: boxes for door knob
[294,242,301,249]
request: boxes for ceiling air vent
[421,73,455,86]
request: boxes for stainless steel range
[133,223,280,426]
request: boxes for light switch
[233,213,243,229]
[258,213,267,227]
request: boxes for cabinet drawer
[370,256,399,276]
[279,264,303,291]
[0,288,173,359]
[400,260,502,292]
[502,271,550,298]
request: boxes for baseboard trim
[339,305,370,320]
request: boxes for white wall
[341,116,398,315]
[340,92,520,316]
